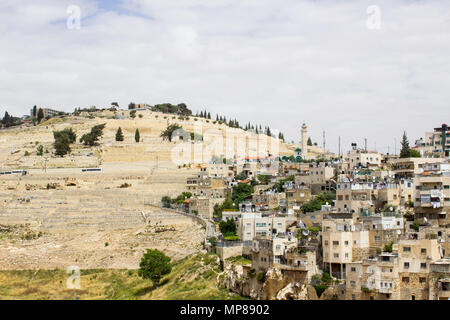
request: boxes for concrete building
[415,123,450,157]
[238,212,291,241]
[322,216,370,279]
[398,239,441,300]
[413,161,450,227]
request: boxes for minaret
[301,123,308,159]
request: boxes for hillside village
[0,104,449,300]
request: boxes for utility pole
[364,138,367,152]
[323,131,326,158]
[394,138,397,155]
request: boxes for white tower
[301,123,308,159]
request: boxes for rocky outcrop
[221,263,319,300]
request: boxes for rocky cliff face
[220,262,318,300]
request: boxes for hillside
[0,253,244,300]
[0,109,295,170]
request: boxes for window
[350,281,356,287]
[334,253,339,258]
[402,277,409,283]
[345,241,349,245]
[419,277,426,283]
[403,247,411,252]
[420,263,427,269]
[333,241,339,246]
[404,262,410,269]
[351,267,356,272]
[345,253,349,258]
[421,248,426,254]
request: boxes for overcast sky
[1,0,449,153]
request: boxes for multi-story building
[413,161,450,227]
[428,259,450,300]
[360,211,403,255]
[322,216,370,279]
[345,146,382,169]
[294,162,336,194]
[390,157,443,180]
[415,123,450,157]
[335,181,375,214]
[237,212,291,242]
[398,239,441,300]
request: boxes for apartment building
[199,163,234,178]
[390,157,443,180]
[322,216,370,279]
[428,259,450,300]
[283,181,312,209]
[238,212,290,242]
[361,212,403,255]
[346,253,401,300]
[294,162,335,194]
[413,161,450,227]
[345,147,382,169]
[335,181,375,214]
[398,239,441,300]
[251,236,319,281]
[252,191,286,210]
[415,123,450,157]
[185,176,232,199]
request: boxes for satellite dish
[424,217,428,222]
[397,230,401,235]
[302,229,310,236]
[390,206,393,212]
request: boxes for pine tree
[307,137,312,146]
[135,128,140,143]
[207,112,211,119]
[115,127,124,141]
[32,105,37,117]
[400,131,411,158]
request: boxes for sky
[0,0,449,154]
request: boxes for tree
[307,137,313,146]
[409,149,421,158]
[161,196,172,208]
[32,105,37,117]
[135,128,140,143]
[130,110,136,119]
[232,183,254,204]
[160,123,182,142]
[115,127,124,141]
[219,219,237,237]
[138,249,172,284]
[53,128,76,157]
[37,108,44,123]
[80,123,106,146]
[128,102,135,110]
[400,131,411,158]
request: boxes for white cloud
[0,0,449,153]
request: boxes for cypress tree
[135,128,140,143]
